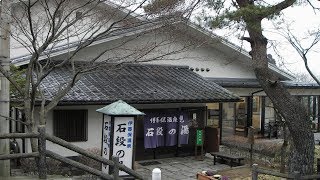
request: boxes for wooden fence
[252,164,320,180]
[0,125,145,180]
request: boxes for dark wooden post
[218,103,223,144]
[112,156,120,180]
[246,97,253,137]
[318,96,320,132]
[313,96,317,121]
[261,97,266,137]
[38,125,47,179]
[248,127,255,165]
[252,164,258,180]
[317,158,320,180]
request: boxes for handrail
[0,152,39,160]
[0,132,39,139]
[46,150,115,180]
[45,134,115,166]
[0,128,145,180]
[45,133,145,179]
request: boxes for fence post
[112,156,120,180]
[317,158,320,180]
[252,164,258,180]
[293,171,301,180]
[38,125,47,179]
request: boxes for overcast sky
[266,3,320,78]
[211,2,320,80]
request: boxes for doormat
[139,161,161,166]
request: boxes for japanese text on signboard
[112,117,134,176]
[144,111,189,148]
[102,115,111,173]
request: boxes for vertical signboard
[112,117,134,176]
[196,129,203,146]
[101,115,111,173]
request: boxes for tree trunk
[26,123,38,153]
[280,124,288,173]
[24,107,38,152]
[247,21,315,174]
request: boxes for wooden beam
[0,133,39,139]
[46,150,114,180]
[45,134,114,166]
[0,152,38,160]
[45,133,145,179]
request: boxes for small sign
[196,129,203,146]
[112,117,135,176]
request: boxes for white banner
[112,117,135,176]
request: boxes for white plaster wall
[49,29,256,79]
[27,103,205,156]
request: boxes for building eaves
[38,63,241,105]
[208,78,320,89]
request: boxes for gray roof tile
[40,63,240,104]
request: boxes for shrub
[20,157,62,175]
[78,147,101,170]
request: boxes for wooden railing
[252,164,320,180]
[0,125,145,180]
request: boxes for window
[53,110,88,142]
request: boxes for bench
[210,152,244,167]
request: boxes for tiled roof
[40,63,240,105]
[208,78,320,89]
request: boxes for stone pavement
[135,155,230,180]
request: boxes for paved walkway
[135,155,231,180]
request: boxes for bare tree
[280,25,320,85]
[0,0,197,153]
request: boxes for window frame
[53,109,88,142]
